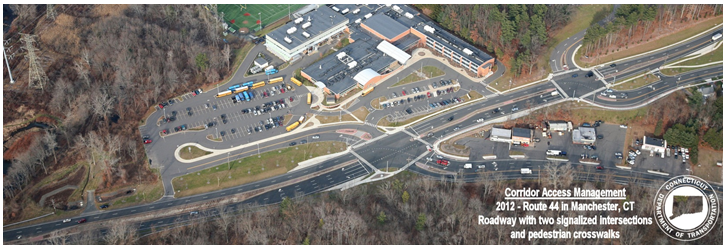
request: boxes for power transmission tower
[46,4,57,21]
[21,34,49,90]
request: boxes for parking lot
[381,80,469,121]
[156,82,307,142]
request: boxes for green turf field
[218,4,307,32]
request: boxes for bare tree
[91,90,115,122]
[215,204,233,243]
[74,61,90,87]
[42,130,58,164]
[104,220,136,245]
[222,44,231,69]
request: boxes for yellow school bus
[307,93,312,105]
[268,77,283,84]
[361,87,375,96]
[291,77,302,86]
[285,121,300,132]
[216,90,233,98]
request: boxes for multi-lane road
[4,11,722,242]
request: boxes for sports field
[218,4,307,33]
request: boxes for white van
[463,163,472,169]
[520,168,532,174]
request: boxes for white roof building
[353,69,381,87]
[376,40,411,64]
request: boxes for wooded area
[3,4,241,221]
[46,170,723,245]
[582,4,722,58]
[415,4,574,77]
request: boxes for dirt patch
[32,165,86,203]
[40,14,82,56]
[440,141,471,157]
[692,146,723,183]
[3,130,43,160]
[92,4,128,17]
[44,188,76,210]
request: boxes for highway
[4,7,722,243]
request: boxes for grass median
[661,44,723,76]
[172,141,347,198]
[371,96,387,109]
[612,73,660,90]
[180,146,213,160]
[351,106,370,121]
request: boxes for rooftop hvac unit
[287,27,297,34]
[364,13,373,19]
[302,22,311,29]
[392,5,400,11]
[284,36,292,43]
[341,8,349,14]
[424,25,435,33]
[302,32,310,38]
[385,4,391,7]
[352,8,360,14]
[404,12,414,19]
[332,6,340,12]
[355,18,362,24]
[347,61,357,69]
[336,52,347,59]
[463,48,473,56]
[294,17,304,24]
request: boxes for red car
[402,90,406,96]
[427,92,431,98]
[162,129,168,135]
[596,166,604,170]
[143,139,152,144]
[436,159,449,166]
[77,218,87,224]
[289,96,294,102]
[280,88,285,93]
[158,104,164,109]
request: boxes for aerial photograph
[2,2,723,245]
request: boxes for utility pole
[46,4,57,20]
[20,34,49,90]
[259,12,262,31]
[3,42,15,84]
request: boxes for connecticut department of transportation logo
[654,175,719,241]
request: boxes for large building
[490,127,512,143]
[512,128,533,144]
[275,4,496,96]
[642,136,667,154]
[572,127,596,145]
[265,6,349,61]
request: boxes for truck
[290,77,303,86]
[242,91,250,101]
[546,150,564,156]
[551,91,559,96]
[234,93,244,102]
[713,33,723,41]
[521,168,532,174]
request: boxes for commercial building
[642,136,667,154]
[572,127,596,145]
[279,4,495,96]
[511,128,533,144]
[265,6,349,61]
[490,127,512,143]
[547,121,571,132]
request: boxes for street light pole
[259,13,262,31]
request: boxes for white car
[477,164,485,169]
[635,149,641,155]
[476,118,484,123]
[311,135,320,139]
[620,125,628,128]
[63,219,72,223]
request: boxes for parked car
[100,204,109,209]
[300,140,308,144]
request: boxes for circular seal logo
[653,175,719,241]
